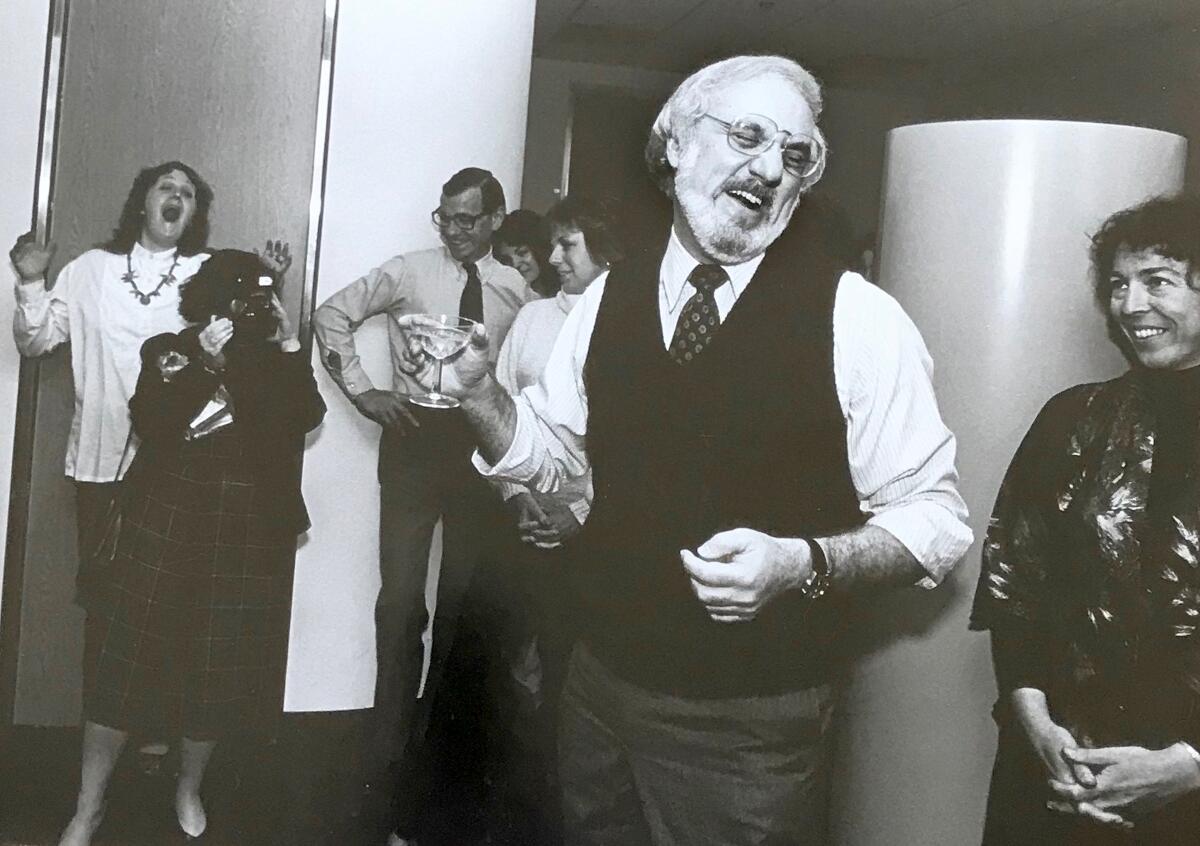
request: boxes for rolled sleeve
[472,394,550,486]
[835,273,973,586]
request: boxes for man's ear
[490,208,506,230]
[665,135,683,169]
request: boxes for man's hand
[352,388,421,434]
[518,490,581,547]
[396,314,492,400]
[9,231,55,282]
[1047,743,1200,822]
[679,528,806,623]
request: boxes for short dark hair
[545,195,625,267]
[1090,195,1200,302]
[442,167,506,214]
[102,161,213,256]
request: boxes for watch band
[799,537,832,601]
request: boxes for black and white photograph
[1,1,1199,844]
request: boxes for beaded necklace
[121,249,181,305]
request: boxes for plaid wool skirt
[83,428,294,740]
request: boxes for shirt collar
[131,241,179,263]
[659,227,764,313]
[449,247,500,283]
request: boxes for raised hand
[679,528,805,623]
[9,230,56,282]
[256,239,292,278]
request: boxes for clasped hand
[1045,742,1200,829]
[679,528,806,623]
[511,490,581,547]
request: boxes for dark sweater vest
[573,227,866,698]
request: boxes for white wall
[0,1,51,640]
[284,0,537,711]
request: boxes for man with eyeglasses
[313,166,532,845]
[399,56,972,845]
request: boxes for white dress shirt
[475,228,973,585]
[493,286,597,538]
[13,244,204,481]
[313,246,534,399]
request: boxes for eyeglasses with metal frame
[702,113,825,178]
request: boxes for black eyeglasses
[431,209,489,232]
[702,113,825,178]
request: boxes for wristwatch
[799,537,832,601]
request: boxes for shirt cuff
[494,480,526,501]
[868,504,973,588]
[472,397,542,486]
[567,497,591,525]
[336,363,375,399]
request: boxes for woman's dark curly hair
[545,195,625,268]
[494,210,551,264]
[101,161,213,256]
[1091,194,1200,304]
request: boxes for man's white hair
[644,55,827,195]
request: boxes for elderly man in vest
[399,55,972,846]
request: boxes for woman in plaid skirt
[59,250,325,845]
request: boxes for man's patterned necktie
[459,261,483,323]
[669,264,729,364]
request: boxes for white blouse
[13,242,207,481]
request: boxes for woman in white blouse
[7,162,290,846]
[492,195,624,825]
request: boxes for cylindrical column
[831,120,1186,845]
[286,1,537,711]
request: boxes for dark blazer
[129,329,326,533]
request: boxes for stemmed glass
[407,314,478,409]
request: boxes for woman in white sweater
[492,196,624,830]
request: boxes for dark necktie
[669,264,729,364]
[459,261,483,323]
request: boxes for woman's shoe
[175,790,208,841]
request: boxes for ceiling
[533,0,1199,76]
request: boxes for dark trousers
[367,413,508,817]
[559,643,835,846]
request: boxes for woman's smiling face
[1109,248,1200,370]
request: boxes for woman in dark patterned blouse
[58,250,324,845]
[973,195,1200,844]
